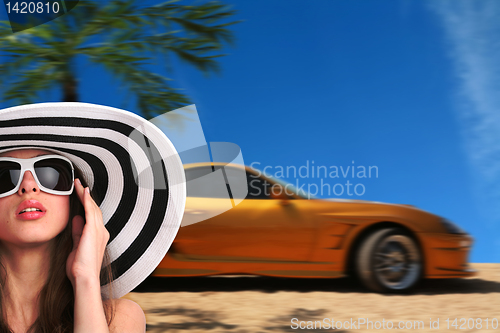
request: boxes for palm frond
[0,0,239,117]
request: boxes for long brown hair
[0,168,115,333]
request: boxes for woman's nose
[17,171,40,195]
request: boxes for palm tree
[0,0,238,118]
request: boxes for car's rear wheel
[356,228,421,293]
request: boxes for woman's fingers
[72,178,109,273]
[74,178,86,204]
[75,179,102,227]
[84,186,109,251]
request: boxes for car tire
[356,228,422,293]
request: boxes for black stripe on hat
[0,117,133,136]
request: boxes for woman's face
[0,149,71,248]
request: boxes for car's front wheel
[356,228,422,293]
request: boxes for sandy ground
[124,263,499,332]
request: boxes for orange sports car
[154,163,475,292]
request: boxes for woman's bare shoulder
[106,299,146,333]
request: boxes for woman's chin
[1,223,67,248]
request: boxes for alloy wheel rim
[373,235,421,290]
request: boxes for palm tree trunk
[63,75,78,102]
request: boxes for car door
[175,165,316,262]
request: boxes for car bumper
[418,232,476,278]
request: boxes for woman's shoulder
[105,298,146,333]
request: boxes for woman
[0,103,186,332]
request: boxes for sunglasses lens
[0,161,21,195]
[34,158,73,192]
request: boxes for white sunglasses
[0,155,74,198]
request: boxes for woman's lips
[16,200,46,220]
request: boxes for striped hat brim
[0,102,186,298]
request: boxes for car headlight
[440,218,467,234]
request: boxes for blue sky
[1,0,499,262]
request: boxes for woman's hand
[67,179,145,332]
[66,178,110,287]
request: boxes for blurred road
[124,264,499,332]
